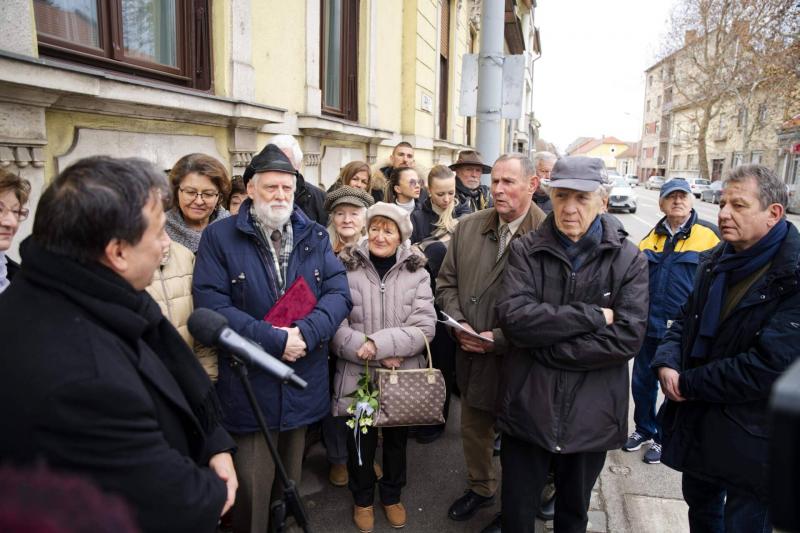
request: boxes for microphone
[188,308,308,389]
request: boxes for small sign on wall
[420,92,434,113]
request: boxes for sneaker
[643,442,662,464]
[622,431,651,452]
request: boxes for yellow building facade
[0,0,537,258]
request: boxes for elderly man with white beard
[193,144,352,533]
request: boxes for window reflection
[121,0,177,67]
[34,0,100,49]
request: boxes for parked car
[645,176,665,190]
[680,176,711,197]
[700,180,723,204]
[625,174,639,187]
[607,177,637,213]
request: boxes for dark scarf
[556,216,603,270]
[690,220,790,359]
[456,178,482,201]
[19,238,223,433]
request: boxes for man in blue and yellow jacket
[623,178,720,464]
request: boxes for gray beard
[253,199,293,229]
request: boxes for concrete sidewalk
[296,394,690,533]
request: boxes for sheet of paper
[438,311,495,343]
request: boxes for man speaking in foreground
[0,156,237,533]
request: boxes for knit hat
[242,144,297,185]
[324,185,375,212]
[549,156,606,192]
[659,178,692,199]
[366,202,413,242]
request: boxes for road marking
[630,214,655,228]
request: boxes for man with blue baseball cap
[626,178,720,464]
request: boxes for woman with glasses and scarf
[0,169,31,293]
[166,153,232,253]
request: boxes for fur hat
[366,202,413,242]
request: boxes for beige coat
[145,241,218,381]
[330,240,437,416]
[435,205,547,412]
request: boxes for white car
[607,177,637,213]
[669,176,711,198]
[624,174,639,187]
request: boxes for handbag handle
[415,327,434,371]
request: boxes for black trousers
[347,425,409,507]
[500,433,606,533]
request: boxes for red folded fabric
[264,276,318,327]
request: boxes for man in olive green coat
[436,153,546,528]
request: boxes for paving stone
[587,510,607,532]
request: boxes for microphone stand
[229,355,311,533]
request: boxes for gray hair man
[436,153,547,531]
[532,151,557,214]
[652,164,799,531]
[494,156,648,532]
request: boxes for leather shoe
[536,492,555,521]
[480,513,502,533]
[448,490,495,521]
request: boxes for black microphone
[188,308,308,389]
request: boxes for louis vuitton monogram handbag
[374,328,446,427]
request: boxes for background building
[0,0,538,259]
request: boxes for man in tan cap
[449,150,493,214]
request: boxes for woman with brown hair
[166,153,231,253]
[327,161,372,194]
[0,169,31,292]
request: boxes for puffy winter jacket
[146,241,219,381]
[495,214,649,453]
[639,210,720,339]
[193,200,352,432]
[330,240,436,416]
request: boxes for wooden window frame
[35,0,212,90]
[320,0,359,121]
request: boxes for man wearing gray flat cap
[493,156,649,532]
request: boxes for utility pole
[475,0,504,186]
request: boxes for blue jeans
[631,336,662,443]
[682,473,771,532]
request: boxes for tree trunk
[697,108,712,181]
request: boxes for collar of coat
[525,213,629,261]
[338,238,427,273]
[653,209,698,239]
[478,203,547,238]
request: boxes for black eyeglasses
[0,201,29,222]
[179,188,219,201]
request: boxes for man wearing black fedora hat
[194,144,352,533]
[450,150,493,215]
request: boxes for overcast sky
[533,0,678,153]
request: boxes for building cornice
[0,51,287,128]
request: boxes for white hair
[533,151,557,167]
[270,135,304,169]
